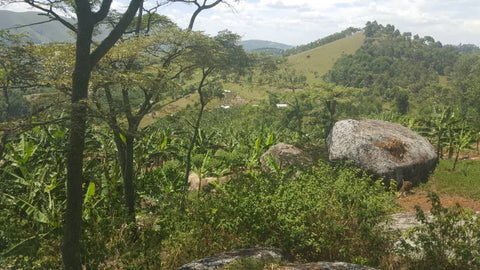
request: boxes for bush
[159,162,397,268]
[398,193,480,269]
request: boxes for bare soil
[397,190,480,212]
[397,153,480,212]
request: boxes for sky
[2,0,480,46]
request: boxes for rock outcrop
[175,247,286,270]
[260,143,311,173]
[175,247,377,270]
[326,119,437,186]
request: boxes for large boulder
[260,143,311,173]
[326,119,437,185]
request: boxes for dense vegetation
[1,10,480,270]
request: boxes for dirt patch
[397,190,480,212]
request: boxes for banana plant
[451,125,473,171]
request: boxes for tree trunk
[183,71,208,190]
[135,0,144,34]
[2,85,11,121]
[62,21,93,270]
[184,102,204,190]
[124,135,136,224]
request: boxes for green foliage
[160,163,397,268]
[0,126,67,268]
[398,193,480,269]
[0,30,39,121]
[324,22,459,98]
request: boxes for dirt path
[397,190,480,212]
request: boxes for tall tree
[19,0,143,268]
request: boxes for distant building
[276,103,288,108]
[220,105,231,109]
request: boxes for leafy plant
[398,193,480,269]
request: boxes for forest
[1,1,480,269]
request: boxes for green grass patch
[423,159,480,199]
[288,33,365,84]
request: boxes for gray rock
[260,143,311,173]
[278,262,377,269]
[326,119,437,185]
[175,247,287,270]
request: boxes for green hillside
[0,10,74,43]
[287,32,365,83]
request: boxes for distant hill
[238,39,292,55]
[283,27,362,56]
[288,32,365,83]
[0,10,75,43]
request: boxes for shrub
[397,193,480,269]
[160,162,397,268]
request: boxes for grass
[288,33,365,84]
[421,158,480,199]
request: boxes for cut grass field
[288,32,365,84]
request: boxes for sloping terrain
[0,10,74,43]
[238,39,292,51]
[288,32,365,83]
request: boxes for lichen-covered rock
[326,119,437,185]
[175,247,286,270]
[260,143,311,173]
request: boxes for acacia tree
[90,28,206,223]
[16,0,143,268]
[183,30,248,187]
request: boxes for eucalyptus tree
[13,0,143,268]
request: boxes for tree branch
[90,0,143,66]
[22,0,78,33]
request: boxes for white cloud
[1,0,479,46]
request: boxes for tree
[17,0,143,268]
[277,66,307,137]
[89,28,201,224]
[0,31,40,159]
[183,30,248,188]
